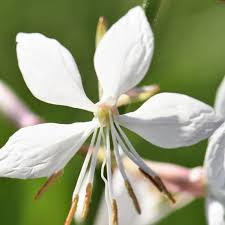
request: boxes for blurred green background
[0,0,225,224]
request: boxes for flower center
[94,103,117,127]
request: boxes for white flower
[0,6,221,225]
[204,75,225,225]
[215,75,225,120]
[204,122,225,225]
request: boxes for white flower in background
[204,75,225,225]
[214,75,225,120]
[0,80,42,127]
[0,6,222,225]
[204,123,225,225]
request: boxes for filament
[101,157,112,225]
[87,127,102,183]
[73,128,98,196]
[106,126,113,202]
[110,114,141,214]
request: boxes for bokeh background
[0,0,225,224]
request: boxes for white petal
[16,33,96,112]
[118,92,222,148]
[215,76,225,120]
[94,167,193,225]
[94,6,154,102]
[206,197,225,225]
[204,122,225,197]
[0,121,97,179]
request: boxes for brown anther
[125,180,141,214]
[81,182,93,220]
[139,168,175,204]
[64,195,79,225]
[154,176,176,204]
[34,170,64,200]
[112,199,118,225]
[139,168,163,192]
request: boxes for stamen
[111,123,155,177]
[138,168,162,192]
[154,175,176,203]
[64,128,98,225]
[81,182,93,220]
[80,127,102,219]
[112,123,156,177]
[139,168,176,203]
[114,120,156,176]
[112,199,118,225]
[124,180,141,214]
[101,157,112,225]
[34,170,64,200]
[105,127,113,202]
[112,118,175,204]
[109,113,141,214]
[73,128,98,196]
[64,195,79,225]
[87,127,102,183]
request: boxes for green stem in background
[95,17,108,100]
[142,0,170,31]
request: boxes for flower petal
[214,76,225,120]
[16,33,96,112]
[206,197,225,225]
[94,6,154,103]
[204,122,225,197]
[0,121,97,179]
[118,92,222,148]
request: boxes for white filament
[101,156,112,225]
[87,127,102,183]
[73,128,98,196]
[109,113,129,181]
[106,126,114,203]
[111,118,157,177]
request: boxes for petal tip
[16,32,26,43]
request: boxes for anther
[139,168,176,204]
[154,176,176,204]
[81,182,93,220]
[34,170,64,200]
[125,180,141,214]
[64,195,79,225]
[112,199,118,225]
